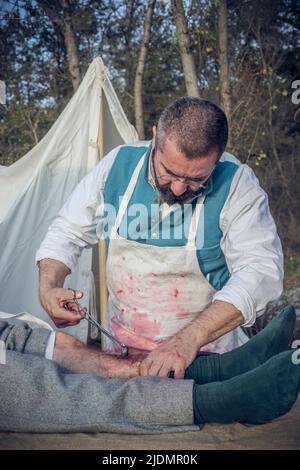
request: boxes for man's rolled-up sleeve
[212,164,284,327]
[35,147,119,272]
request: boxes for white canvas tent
[0,57,138,341]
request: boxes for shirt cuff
[212,284,256,327]
[35,250,74,272]
[45,331,56,360]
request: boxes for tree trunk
[134,0,156,140]
[60,0,81,91]
[218,0,231,146]
[36,0,81,91]
[171,0,200,98]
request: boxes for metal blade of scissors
[63,291,128,357]
[84,311,128,357]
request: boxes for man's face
[152,128,219,205]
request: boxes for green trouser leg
[193,349,300,425]
[185,305,296,384]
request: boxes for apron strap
[186,195,205,247]
[111,155,146,236]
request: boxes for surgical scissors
[63,290,128,357]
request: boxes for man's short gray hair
[156,97,228,159]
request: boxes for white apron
[103,155,248,356]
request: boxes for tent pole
[97,91,108,348]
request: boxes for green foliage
[284,255,300,288]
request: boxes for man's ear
[152,126,157,147]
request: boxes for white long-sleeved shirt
[36,143,284,327]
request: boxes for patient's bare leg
[53,332,142,378]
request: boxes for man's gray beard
[156,182,203,206]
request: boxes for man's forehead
[158,137,218,176]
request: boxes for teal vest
[104,144,239,291]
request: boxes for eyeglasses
[155,159,215,190]
[156,171,214,190]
